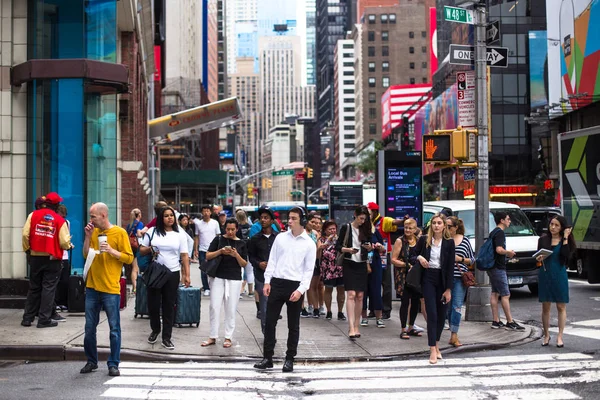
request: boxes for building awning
[11,59,129,94]
[148,97,242,143]
[161,170,228,185]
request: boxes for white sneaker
[412,324,425,332]
[444,321,450,330]
[307,305,314,314]
[319,306,326,315]
[203,290,210,296]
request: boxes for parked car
[424,200,540,294]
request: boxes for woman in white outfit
[201,218,248,348]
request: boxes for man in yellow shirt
[80,202,133,377]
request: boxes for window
[344,116,355,121]
[409,47,414,54]
[410,78,415,84]
[409,31,414,39]
[381,14,388,23]
[368,77,376,87]
[422,77,428,83]
[343,70,353,76]
[343,62,354,67]
[368,31,375,41]
[421,31,426,38]
[382,46,389,56]
[368,46,376,57]
[382,77,390,87]
[343,98,354,103]
[422,62,427,68]
[369,124,377,135]
[422,46,427,53]
[410,62,415,69]
[368,62,376,72]
[343,80,354,85]
[344,134,356,140]
[368,93,376,103]
[344,143,355,149]
[382,61,389,72]
[382,31,389,41]
[344,125,354,131]
[369,108,377,119]
[389,13,396,23]
[368,14,376,24]
[343,43,353,49]
[343,88,355,94]
[344,107,355,112]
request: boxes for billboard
[329,182,363,227]
[528,31,549,109]
[547,0,600,116]
[320,132,334,181]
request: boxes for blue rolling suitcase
[134,275,149,318]
[175,286,201,328]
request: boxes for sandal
[407,329,423,337]
[223,339,232,348]
[201,339,216,347]
[400,331,410,340]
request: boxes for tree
[356,141,384,174]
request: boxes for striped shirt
[454,237,475,278]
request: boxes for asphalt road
[1,275,598,400]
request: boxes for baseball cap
[218,210,227,216]
[367,202,379,211]
[258,206,275,219]
[45,192,63,204]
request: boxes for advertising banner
[320,133,334,182]
[547,0,600,116]
[528,31,548,109]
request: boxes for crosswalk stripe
[549,327,600,340]
[101,352,598,399]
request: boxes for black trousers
[55,260,71,307]
[399,285,421,328]
[148,270,180,341]
[23,256,62,323]
[382,255,392,314]
[263,278,302,361]
[423,268,448,347]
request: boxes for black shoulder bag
[200,236,223,278]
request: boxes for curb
[1,328,541,364]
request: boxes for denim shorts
[487,267,510,297]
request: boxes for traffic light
[451,127,469,160]
[422,134,452,163]
[402,116,410,150]
[267,179,272,189]
[537,144,546,174]
[307,167,313,179]
[247,183,254,197]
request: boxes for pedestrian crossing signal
[423,134,451,163]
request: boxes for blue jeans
[84,288,121,368]
[448,277,466,333]
[199,251,210,291]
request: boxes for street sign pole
[466,3,492,322]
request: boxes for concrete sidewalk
[0,266,540,363]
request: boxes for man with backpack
[487,212,525,331]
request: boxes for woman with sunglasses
[446,216,474,347]
[412,213,454,364]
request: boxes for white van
[424,200,540,294]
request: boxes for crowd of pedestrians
[19,193,576,374]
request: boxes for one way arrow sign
[486,20,500,45]
[449,44,509,68]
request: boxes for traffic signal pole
[466,2,492,322]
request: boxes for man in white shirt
[253,207,316,373]
[195,205,221,295]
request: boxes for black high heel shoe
[541,336,551,347]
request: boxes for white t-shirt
[141,227,188,272]
[351,225,362,263]
[196,218,221,252]
[429,240,442,269]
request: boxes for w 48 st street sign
[449,44,509,68]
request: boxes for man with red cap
[22,192,72,328]
[366,202,406,320]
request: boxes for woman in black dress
[411,213,454,364]
[336,206,373,339]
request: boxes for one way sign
[449,44,509,68]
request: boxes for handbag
[461,270,476,287]
[143,260,172,289]
[405,264,423,293]
[335,224,351,267]
[126,223,140,251]
[200,237,223,278]
[136,229,156,272]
